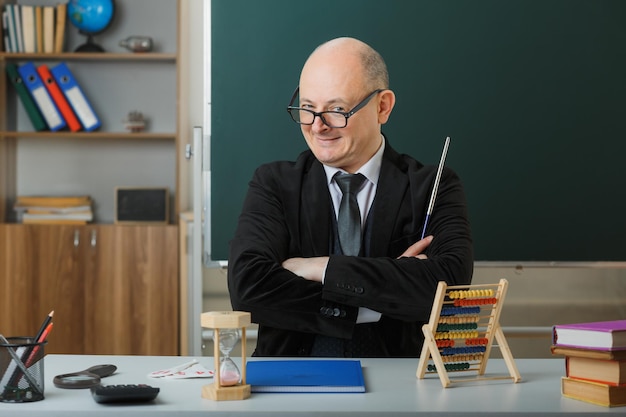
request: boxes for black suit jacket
[228,138,473,357]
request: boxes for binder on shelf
[50,62,101,131]
[42,6,54,53]
[21,5,35,53]
[37,64,82,132]
[17,62,66,131]
[5,63,47,131]
[54,2,66,53]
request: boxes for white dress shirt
[322,137,385,324]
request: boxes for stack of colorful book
[552,319,626,407]
[2,3,67,53]
[14,195,93,225]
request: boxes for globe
[68,0,116,52]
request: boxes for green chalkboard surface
[211,0,626,262]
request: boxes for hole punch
[53,364,117,389]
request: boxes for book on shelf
[22,211,93,222]
[11,4,23,53]
[2,10,9,52]
[35,6,43,53]
[21,206,92,215]
[22,218,88,225]
[0,3,68,53]
[42,5,54,53]
[4,5,18,53]
[15,195,92,209]
[246,360,365,393]
[15,195,93,225]
[553,320,626,351]
[21,5,35,53]
[561,376,626,407]
[54,2,66,53]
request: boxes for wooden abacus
[416,278,521,387]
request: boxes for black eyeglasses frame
[286,87,385,128]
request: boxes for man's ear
[377,89,396,124]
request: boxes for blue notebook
[246,360,365,393]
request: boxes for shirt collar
[323,136,385,186]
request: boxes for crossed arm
[282,235,433,283]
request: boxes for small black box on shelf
[114,187,169,224]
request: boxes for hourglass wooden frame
[416,278,521,388]
[201,311,251,401]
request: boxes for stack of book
[14,195,93,225]
[552,319,626,407]
[2,2,66,53]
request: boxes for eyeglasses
[287,88,384,128]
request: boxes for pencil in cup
[0,336,47,402]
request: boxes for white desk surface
[0,355,622,416]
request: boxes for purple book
[553,320,626,351]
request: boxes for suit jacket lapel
[368,143,409,257]
[300,160,333,256]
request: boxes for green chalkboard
[211,0,626,262]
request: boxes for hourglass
[200,311,251,401]
[215,328,241,386]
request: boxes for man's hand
[282,256,329,282]
[283,236,432,281]
[398,235,433,259]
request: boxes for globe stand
[75,33,105,53]
[200,311,251,401]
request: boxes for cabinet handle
[91,230,97,248]
[74,230,80,247]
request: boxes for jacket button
[355,287,364,294]
[333,308,341,317]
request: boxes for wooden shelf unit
[0,0,184,356]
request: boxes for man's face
[298,52,384,173]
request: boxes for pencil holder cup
[0,337,46,403]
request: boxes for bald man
[229,37,473,357]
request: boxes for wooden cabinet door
[83,225,179,355]
[0,224,85,354]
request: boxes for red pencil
[25,322,53,368]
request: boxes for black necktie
[335,173,366,256]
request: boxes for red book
[553,320,626,351]
[36,64,82,132]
